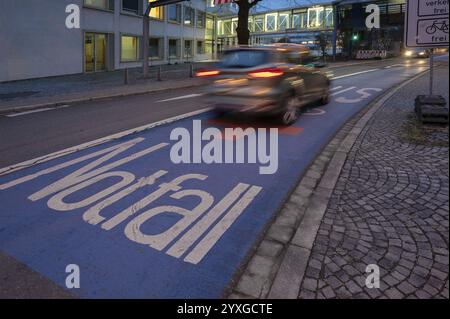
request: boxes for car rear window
[219,50,271,68]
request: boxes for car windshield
[219,50,271,68]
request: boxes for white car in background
[404,48,430,58]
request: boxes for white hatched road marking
[183,185,263,264]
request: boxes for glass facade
[217,5,334,37]
[84,0,112,10]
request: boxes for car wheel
[319,87,330,105]
[280,94,300,125]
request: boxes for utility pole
[143,5,151,78]
[332,1,340,61]
[142,0,190,78]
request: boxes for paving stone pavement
[297,66,449,299]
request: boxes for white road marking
[0,107,212,177]
[303,108,326,116]
[166,183,250,259]
[330,86,343,91]
[156,93,204,103]
[331,69,379,80]
[5,105,69,117]
[335,88,382,104]
[183,185,262,264]
[384,64,403,69]
[330,86,357,96]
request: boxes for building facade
[0,0,214,82]
[336,0,406,56]
[214,3,336,55]
[0,0,409,82]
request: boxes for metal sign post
[404,0,449,95]
[429,48,434,95]
[405,0,449,124]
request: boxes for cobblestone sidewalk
[230,65,449,299]
[298,66,449,299]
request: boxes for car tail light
[248,67,284,78]
[196,69,220,77]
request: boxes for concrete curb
[0,80,205,116]
[228,68,431,299]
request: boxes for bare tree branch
[249,0,263,8]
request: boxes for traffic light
[352,34,359,41]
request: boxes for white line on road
[331,69,379,80]
[330,86,357,96]
[183,185,263,265]
[384,64,403,69]
[0,107,212,176]
[156,93,204,103]
[330,86,343,91]
[5,105,69,117]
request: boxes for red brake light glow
[196,69,220,77]
[248,68,284,78]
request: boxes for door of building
[85,33,107,72]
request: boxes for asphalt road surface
[0,56,444,298]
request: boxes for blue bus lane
[0,65,425,298]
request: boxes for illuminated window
[206,16,214,39]
[121,35,140,61]
[84,0,113,10]
[278,13,290,30]
[248,17,254,32]
[265,13,277,32]
[148,0,164,20]
[254,16,264,32]
[308,7,324,28]
[217,20,224,36]
[231,18,238,34]
[205,40,213,54]
[224,20,232,35]
[292,11,307,29]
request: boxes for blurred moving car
[197,44,332,125]
[404,48,430,58]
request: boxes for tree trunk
[236,2,250,45]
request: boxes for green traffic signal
[352,34,359,41]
